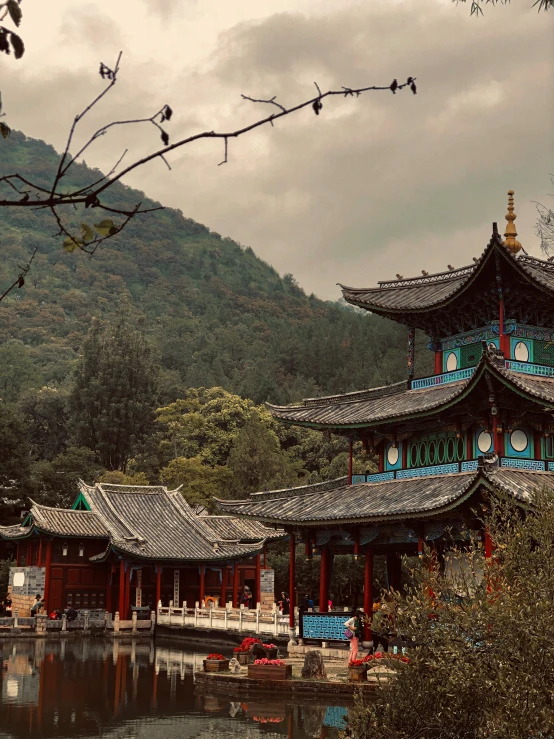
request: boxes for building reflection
[0,640,346,738]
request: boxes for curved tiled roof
[0,523,32,540]
[218,473,478,525]
[195,514,285,542]
[267,350,554,430]
[340,237,554,317]
[79,482,267,562]
[31,503,109,538]
[218,467,554,526]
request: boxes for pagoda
[219,192,554,641]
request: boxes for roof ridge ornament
[504,190,522,254]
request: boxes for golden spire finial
[504,189,522,254]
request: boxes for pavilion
[0,481,283,617]
[218,192,554,641]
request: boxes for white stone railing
[156,600,298,638]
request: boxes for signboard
[173,570,180,606]
[260,568,275,594]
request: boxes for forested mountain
[0,131,432,407]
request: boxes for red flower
[206,653,226,660]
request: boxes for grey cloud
[3,0,553,301]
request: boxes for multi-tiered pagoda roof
[219,193,554,538]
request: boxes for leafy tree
[349,489,554,739]
[227,410,305,494]
[159,456,231,513]
[0,339,41,404]
[69,311,159,471]
[29,446,103,509]
[18,385,69,461]
[97,469,150,486]
[0,404,30,512]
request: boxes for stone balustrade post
[150,610,156,634]
[36,614,47,634]
[13,609,18,629]
[83,611,90,632]
[182,601,187,626]
[61,614,67,632]
[114,611,120,633]
[132,611,137,635]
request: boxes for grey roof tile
[340,240,554,315]
[218,468,554,526]
[31,503,109,538]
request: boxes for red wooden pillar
[155,564,162,607]
[289,533,295,629]
[255,553,261,606]
[363,546,373,641]
[199,564,205,604]
[37,538,43,567]
[16,542,21,566]
[499,297,509,356]
[348,439,353,485]
[124,567,131,618]
[263,544,267,569]
[492,416,502,455]
[232,563,239,608]
[434,350,442,374]
[27,540,32,566]
[106,565,113,615]
[43,541,52,609]
[220,567,228,607]
[118,560,125,616]
[319,547,329,613]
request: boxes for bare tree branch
[0,50,417,254]
[0,245,37,303]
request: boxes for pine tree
[69,311,159,470]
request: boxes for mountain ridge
[0,131,430,405]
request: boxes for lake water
[0,638,348,738]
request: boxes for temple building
[219,192,554,640]
[0,481,282,616]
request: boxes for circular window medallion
[510,428,528,453]
[446,352,458,372]
[514,341,529,362]
[387,445,399,466]
[477,431,492,453]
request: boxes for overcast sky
[2,0,553,299]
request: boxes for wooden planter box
[248,664,292,681]
[235,651,251,665]
[203,658,230,672]
[348,665,368,682]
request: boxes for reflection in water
[0,639,347,738]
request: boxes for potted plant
[347,658,368,682]
[248,658,292,680]
[233,636,262,665]
[203,653,230,672]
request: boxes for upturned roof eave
[266,351,554,432]
[217,467,545,527]
[217,472,483,527]
[340,236,554,316]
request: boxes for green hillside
[0,131,431,405]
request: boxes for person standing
[344,609,364,663]
[280,591,290,616]
[239,585,252,609]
